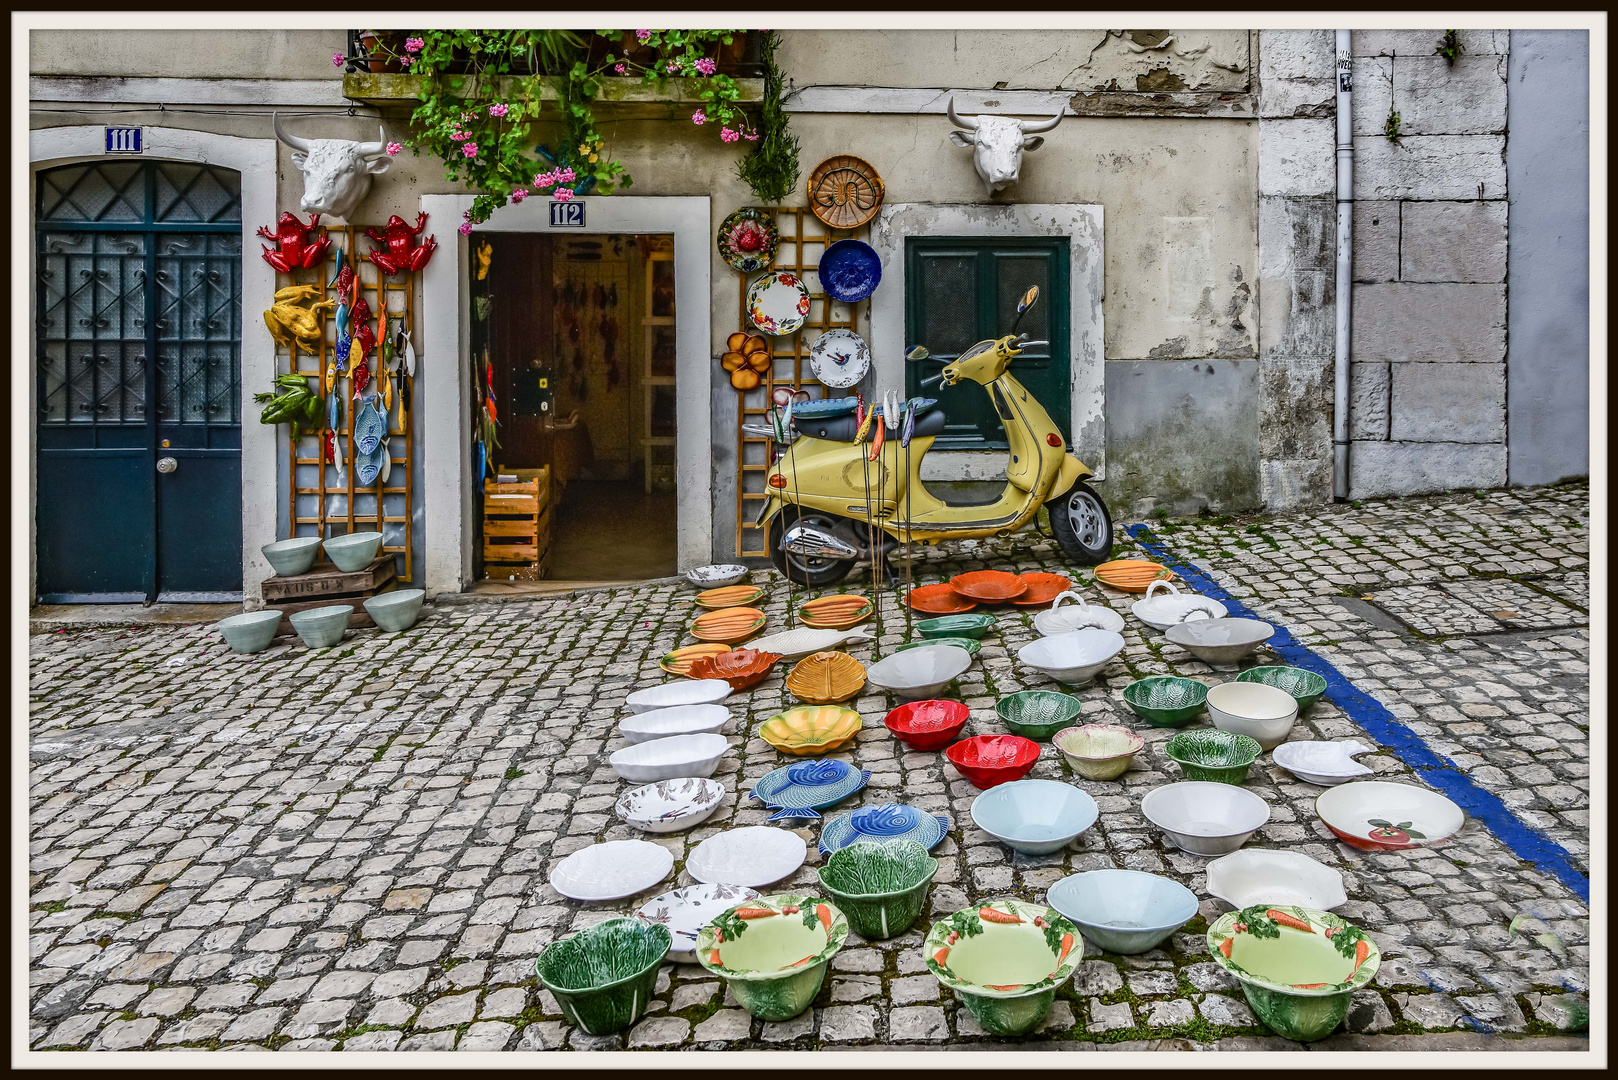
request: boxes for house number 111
[550,201,585,227]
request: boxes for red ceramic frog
[350,298,376,362]
[258,212,332,272]
[365,212,438,275]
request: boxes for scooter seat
[796,407,947,443]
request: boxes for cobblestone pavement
[27,482,1591,1052]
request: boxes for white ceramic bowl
[626,679,731,714]
[1016,628,1125,687]
[1206,682,1299,751]
[549,839,675,901]
[1033,592,1126,637]
[867,645,972,699]
[970,779,1099,855]
[685,826,808,887]
[1272,740,1375,785]
[616,777,727,834]
[1205,849,1348,911]
[609,733,731,784]
[1163,617,1274,670]
[1140,781,1270,857]
[619,704,732,745]
[1315,780,1466,851]
[1130,581,1229,632]
[687,563,750,588]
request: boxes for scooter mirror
[1017,286,1039,314]
[906,345,930,361]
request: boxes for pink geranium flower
[534,172,556,190]
[450,131,468,142]
[511,189,528,203]
[635,29,651,42]
[405,37,424,52]
[695,57,716,75]
[489,103,508,117]
[556,166,575,183]
[691,110,707,125]
[614,63,626,74]
[399,55,415,67]
[458,222,473,236]
[554,188,575,202]
[333,52,345,68]
[719,127,739,143]
[461,143,479,158]
[666,59,681,73]
[386,142,403,156]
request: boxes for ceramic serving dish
[687,827,809,887]
[798,594,874,630]
[288,605,352,650]
[1013,572,1073,607]
[818,803,950,855]
[618,704,732,745]
[1207,905,1381,1042]
[866,645,972,699]
[893,636,981,656]
[995,690,1083,741]
[548,839,675,901]
[945,735,1040,789]
[1122,676,1210,727]
[218,610,283,654]
[1272,741,1375,786]
[925,899,1084,1036]
[626,679,731,714]
[907,583,978,615]
[535,918,672,1036]
[916,613,997,639]
[784,652,867,704]
[1052,724,1145,780]
[1093,559,1173,593]
[949,570,1028,603]
[817,238,882,303]
[262,536,321,577]
[609,733,730,783]
[749,627,874,659]
[1237,665,1329,713]
[817,840,936,940]
[697,894,848,1021]
[809,154,885,229]
[695,584,766,609]
[1165,617,1276,671]
[687,648,784,692]
[659,643,732,677]
[687,563,750,589]
[691,606,767,645]
[637,882,761,964]
[364,588,424,632]
[1140,781,1271,857]
[746,271,812,336]
[758,705,863,755]
[1017,628,1125,687]
[717,207,778,273]
[1315,781,1465,851]
[1046,869,1200,955]
[323,531,383,572]
[749,758,870,823]
[1206,850,1348,911]
[970,779,1098,855]
[1131,580,1229,632]
[1206,681,1299,751]
[1033,591,1126,636]
[615,777,727,834]
[1165,729,1264,785]
[884,699,971,751]
[808,328,872,389]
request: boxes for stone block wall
[1347,30,1510,498]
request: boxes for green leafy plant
[1383,109,1403,145]
[1435,30,1464,66]
[735,31,800,203]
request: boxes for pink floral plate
[747,271,812,336]
[717,208,778,274]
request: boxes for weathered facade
[27,27,1590,603]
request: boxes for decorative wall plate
[637,882,762,963]
[809,329,872,389]
[759,705,863,755]
[691,606,767,645]
[818,803,950,855]
[549,839,675,901]
[696,584,767,609]
[817,239,883,304]
[746,271,812,336]
[784,651,867,704]
[717,208,779,273]
[686,826,809,887]
[798,594,874,630]
[808,155,885,230]
[659,643,733,678]
[749,758,871,823]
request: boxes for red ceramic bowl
[950,570,1029,603]
[884,699,971,751]
[1013,572,1073,606]
[945,735,1041,789]
[908,583,978,615]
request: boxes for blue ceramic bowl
[1045,869,1199,955]
[819,239,882,303]
[323,532,383,572]
[289,604,352,649]
[217,609,283,654]
[364,589,425,633]
[262,536,321,577]
[969,778,1098,855]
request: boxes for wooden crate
[483,468,551,579]
[261,556,397,604]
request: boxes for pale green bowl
[363,589,425,632]
[217,610,283,654]
[261,536,321,577]
[323,531,384,572]
[288,605,352,649]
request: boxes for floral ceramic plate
[637,882,762,963]
[717,208,778,274]
[615,777,727,834]
[759,705,864,755]
[548,839,675,901]
[686,826,809,887]
[808,329,872,389]
[746,271,812,336]
[1314,781,1464,851]
[818,803,950,855]
[750,758,871,823]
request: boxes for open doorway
[476,232,677,583]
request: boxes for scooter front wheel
[767,508,856,587]
[1048,481,1114,565]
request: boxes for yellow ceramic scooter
[759,287,1112,586]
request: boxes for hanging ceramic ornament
[352,360,370,397]
[352,298,375,361]
[336,330,352,371]
[401,328,415,377]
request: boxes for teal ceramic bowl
[535,917,672,1036]
[261,536,321,578]
[323,531,384,572]
[895,636,981,656]
[1237,666,1328,714]
[364,588,425,632]
[916,614,996,640]
[816,841,938,941]
[288,605,352,649]
[1122,676,1209,727]
[217,609,283,654]
[995,689,1083,740]
[1165,729,1263,785]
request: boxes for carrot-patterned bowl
[696,894,848,1021]
[1207,905,1381,1042]
[690,606,767,645]
[924,899,1084,1035]
[945,735,1040,789]
[798,594,874,630]
[686,648,784,692]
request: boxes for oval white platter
[685,825,808,887]
[548,839,674,901]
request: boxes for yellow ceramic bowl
[784,651,867,704]
[759,706,863,755]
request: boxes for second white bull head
[273,113,393,224]
[946,97,1063,196]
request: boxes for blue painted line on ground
[1125,524,1590,904]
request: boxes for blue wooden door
[35,161,243,603]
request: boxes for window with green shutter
[904,237,1070,450]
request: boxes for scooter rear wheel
[767,507,856,587]
[1048,481,1113,565]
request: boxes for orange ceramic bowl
[686,648,784,691]
[1013,572,1073,606]
[949,571,1028,604]
[908,583,978,615]
[945,735,1041,789]
[885,699,971,751]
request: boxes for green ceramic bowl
[217,609,283,654]
[925,898,1085,1035]
[995,689,1084,740]
[1165,729,1263,784]
[816,841,938,941]
[1236,666,1328,714]
[1122,676,1210,727]
[696,894,849,1022]
[916,614,996,640]
[535,917,672,1036]
[895,636,981,656]
[1207,905,1381,1041]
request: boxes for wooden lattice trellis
[734,208,865,558]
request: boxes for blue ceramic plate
[750,758,871,823]
[790,396,859,420]
[819,802,950,855]
[819,239,882,304]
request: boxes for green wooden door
[904,237,1069,450]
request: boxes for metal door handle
[156,456,177,474]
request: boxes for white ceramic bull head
[273,113,392,224]
[946,97,1063,196]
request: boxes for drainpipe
[1333,29,1354,499]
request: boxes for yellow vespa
[759,287,1112,585]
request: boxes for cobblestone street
[26,482,1591,1053]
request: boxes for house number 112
[550,201,585,227]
